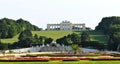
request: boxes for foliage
[0,42,8,50]
[38,36,46,45]
[44,38,53,45]
[71,44,81,54]
[81,31,90,42]
[16,19,41,31]
[0,18,41,39]
[1,31,107,44]
[95,16,120,34]
[56,33,81,46]
[18,29,33,41]
[56,31,104,50]
[95,16,120,51]
[108,32,120,51]
[11,30,33,48]
[10,30,53,48]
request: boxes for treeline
[95,16,120,51]
[0,29,53,50]
[11,29,53,49]
[56,33,81,46]
[0,18,41,39]
[0,30,104,50]
[56,32,104,50]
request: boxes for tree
[66,38,73,45]
[95,16,120,51]
[71,44,81,54]
[33,34,39,45]
[0,23,8,38]
[8,28,14,38]
[109,24,120,34]
[56,38,64,45]
[18,29,32,41]
[81,31,90,42]
[34,34,39,40]
[44,38,53,45]
[95,16,120,34]
[38,36,46,45]
[0,18,41,39]
[70,33,81,44]
[108,38,114,51]
[56,33,81,46]
[16,18,41,31]
[17,29,33,48]
[0,42,8,50]
[91,41,104,50]
[112,32,120,51]
[18,38,33,48]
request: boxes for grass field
[32,31,75,41]
[1,35,19,44]
[86,31,109,43]
[1,30,108,44]
[0,61,119,64]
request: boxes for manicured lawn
[90,35,108,43]
[86,31,109,43]
[0,61,119,64]
[1,30,108,44]
[1,31,75,43]
[1,34,19,44]
[33,31,109,44]
[32,31,75,40]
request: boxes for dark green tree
[108,37,115,51]
[95,16,120,34]
[0,18,41,39]
[81,31,90,42]
[56,33,81,46]
[0,42,8,50]
[38,36,46,45]
[44,38,53,45]
[112,32,120,51]
[95,16,120,51]
[71,44,81,54]
[33,34,39,45]
[18,29,32,41]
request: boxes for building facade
[47,20,86,31]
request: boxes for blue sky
[0,0,120,29]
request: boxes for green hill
[0,18,41,39]
[86,31,109,43]
[1,31,108,44]
[32,31,76,40]
[1,31,75,43]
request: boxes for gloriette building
[47,20,86,31]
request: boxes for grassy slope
[0,61,119,64]
[86,31,109,43]
[32,31,75,41]
[1,30,108,44]
[1,31,75,43]
[1,35,19,44]
[36,30,109,43]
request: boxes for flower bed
[61,57,79,61]
[50,57,79,61]
[91,56,120,61]
[98,56,113,59]
[16,57,49,61]
[79,57,92,60]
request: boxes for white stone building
[47,20,86,31]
